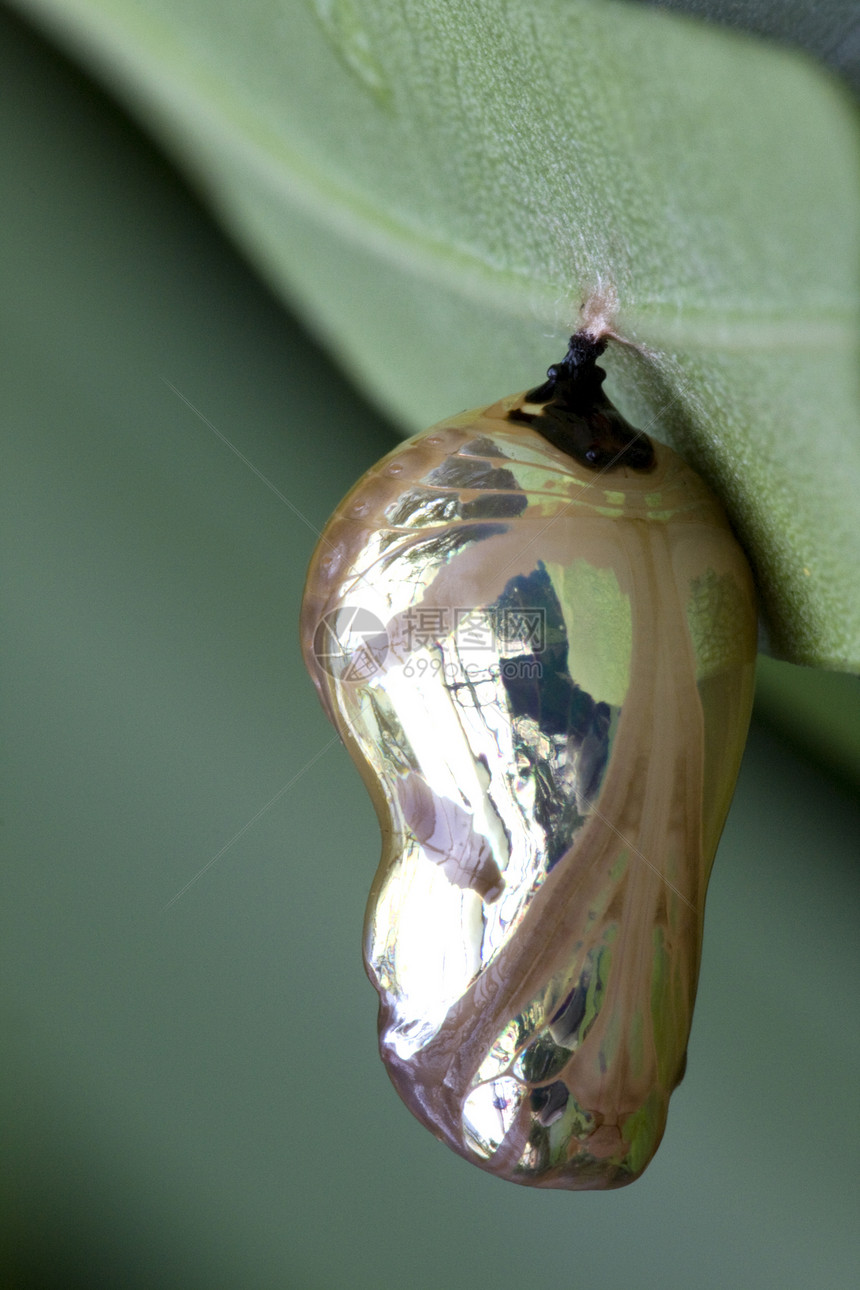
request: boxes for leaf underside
[11,0,860,671]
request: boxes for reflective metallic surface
[301,392,757,1188]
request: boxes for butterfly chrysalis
[301,333,756,1188]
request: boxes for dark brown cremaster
[508,332,656,473]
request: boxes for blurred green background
[1,8,858,1288]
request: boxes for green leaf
[10,0,860,671]
[633,1,860,100]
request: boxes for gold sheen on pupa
[301,335,756,1189]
